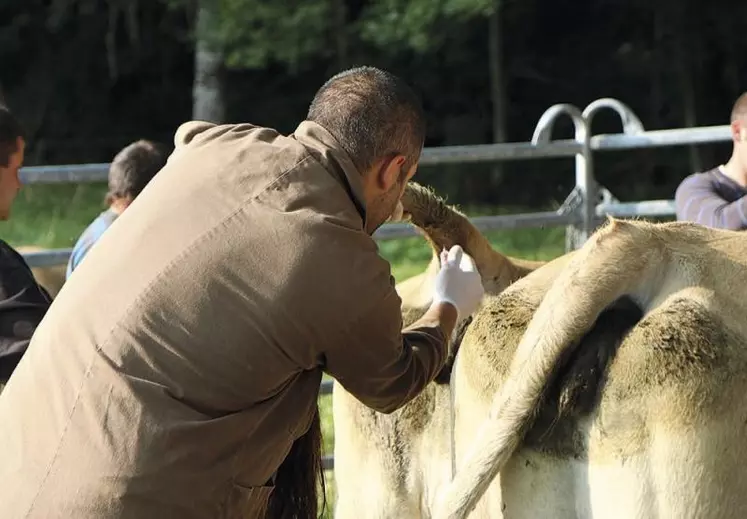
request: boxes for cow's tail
[400,183,543,281]
[435,218,670,519]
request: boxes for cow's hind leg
[332,387,421,519]
[642,415,747,518]
[333,461,419,519]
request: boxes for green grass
[6,185,566,518]
[3,183,108,249]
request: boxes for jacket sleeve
[323,286,448,414]
[0,243,52,382]
[675,174,747,230]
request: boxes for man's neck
[109,198,131,215]
[720,157,747,188]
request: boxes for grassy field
[6,183,567,517]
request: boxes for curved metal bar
[531,103,595,250]
[531,103,588,145]
[583,98,645,135]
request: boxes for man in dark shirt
[675,92,747,230]
[0,106,52,389]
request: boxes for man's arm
[324,292,456,414]
[675,174,747,230]
[414,300,459,341]
[323,246,482,414]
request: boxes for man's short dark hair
[0,105,25,168]
[105,140,168,205]
[307,66,426,175]
[731,92,747,122]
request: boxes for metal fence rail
[17,98,734,472]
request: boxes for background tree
[0,0,745,207]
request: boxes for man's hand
[432,245,484,320]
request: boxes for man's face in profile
[0,137,24,221]
[365,162,418,235]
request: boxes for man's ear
[731,120,745,143]
[375,154,407,192]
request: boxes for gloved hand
[432,245,485,319]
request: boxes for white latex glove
[432,245,485,319]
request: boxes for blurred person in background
[65,139,168,278]
[675,92,747,230]
[0,105,51,391]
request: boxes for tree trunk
[488,0,507,189]
[650,4,664,129]
[332,0,349,71]
[673,0,701,172]
[192,1,225,123]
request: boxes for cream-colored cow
[332,183,543,518]
[436,217,747,519]
[334,183,747,519]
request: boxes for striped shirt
[674,166,747,230]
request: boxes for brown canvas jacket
[0,120,447,518]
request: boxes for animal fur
[332,182,545,517]
[335,184,747,519]
[436,217,747,519]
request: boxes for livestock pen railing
[16,98,734,471]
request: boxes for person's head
[105,139,168,213]
[0,106,25,221]
[729,92,747,171]
[307,66,426,234]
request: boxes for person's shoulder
[0,240,32,271]
[171,120,309,179]
[676,167,721,195]
[92,209,118,232]
[683,167,720,184]
[0,240,42,294]
[173,121,284,150]
[76,210,116,245]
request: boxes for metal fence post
[582,98,645,229]
[531,104,592,251]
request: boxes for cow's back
[453,270,747,518]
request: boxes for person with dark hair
[65,139,168,278]
[0,105,52,390]
[675,92,747,230]
[0,67,484,519]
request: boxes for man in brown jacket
[0,67,484,518]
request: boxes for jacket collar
[292,120,368,225]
